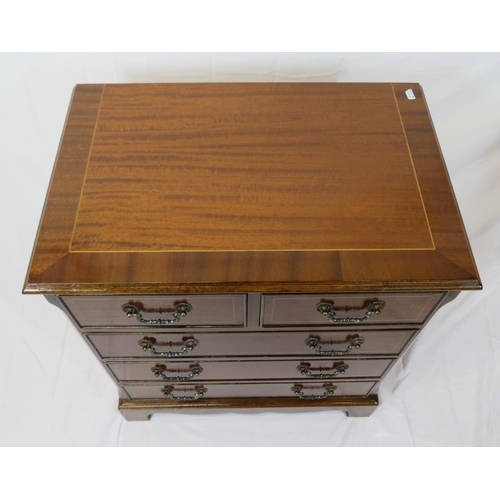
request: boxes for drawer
[62,295,246,328]
[122,380,376,399]
[108,358,393,381]
[88,329,417,358]
[261,293,444,326]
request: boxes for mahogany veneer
[24,83,481,420]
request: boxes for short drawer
[62,295,246,328]
[122,380,376,399]
[107,358,393,381]
[261,293,443,326]
[87,329,417,358]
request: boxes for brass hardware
[316,301,385,324]
[138,337,199,357]
[291,385,337,400]
[152,364,203,381]
[297,362,349,378]
[305,336,365,356]
[162,387,207,401]
[122,302,193,325]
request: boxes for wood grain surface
[107,358,392,381]
[121,380,376,399]
[24,83,481,294]
[70,83,432,252]
[118,395,380,420]
[86,329,417,358]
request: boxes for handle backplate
[138,337,199,357]
[162,387,207,401]
[297,362,349,378]
[152,364,203,381]
[122,302,192,325]
[305,336,365,356]
[291,385,337,400]
[316,300,385,324]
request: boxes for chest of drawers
[24,83,481,420]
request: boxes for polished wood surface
[24,83,481,294]
[107,358,392,381]
[62,294,245,327]
[122,380,376,399]
[87,329,417,358]
[118,395,379,420]
[262,292,443,325]
[71,84,432,252]
[24,83,481,419]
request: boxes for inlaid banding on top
[69,83,434,253]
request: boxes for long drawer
[122,380,376,399]
[107,358,393,381]
[62,295,246,327]
[261,293,444,326]
[88,329,417,358]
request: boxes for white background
[1,51,499,450]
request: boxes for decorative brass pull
[122,302,193,325]
[138,337,199,357]
[162,387,207,401]
[291,385,337,400]
[297,362,349,378]
[316,301,385,324]
[152,364,203,381]
[305,336,365,356]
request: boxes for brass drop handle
[152,364,203,381]
[162,387,207,401]
[291,385,337,399]
[305,336,365,356]
[122,302,192,325]
[138,337,199,357]
[316,301,385,324]
[297,362,349,378]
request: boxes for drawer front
[62,295,246,328]
[122,381,376,399]
[88,329,417,358]
[108,358,393,381]
[262,293,443,326]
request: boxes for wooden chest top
[24,83,480,294]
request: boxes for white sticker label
[405,89,416,100]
